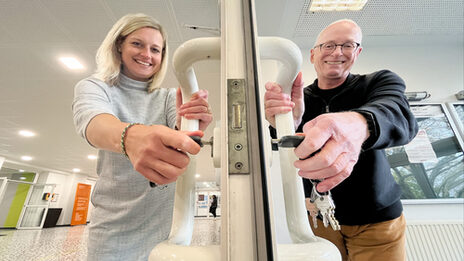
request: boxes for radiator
[406,222,464,261]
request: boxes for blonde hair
[94,13,168,92]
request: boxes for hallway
[0,218,220,261]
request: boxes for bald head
[310,19,363,89]
[314,19,363,47]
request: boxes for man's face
[310,22,362,87]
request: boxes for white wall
[402,199,464,223]
[41,171,95,226]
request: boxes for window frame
[389,102,464,202]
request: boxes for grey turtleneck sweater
[72,73,177,261]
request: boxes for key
[327,208,341,231]
[150,135,208,188]
[314,192,340,231]
[313,194,331,228]
[306,198,319,229]
[307,186,322,229]
[271,135,305,150]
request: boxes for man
[264,19,418,261]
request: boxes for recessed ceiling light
[21,156,33,161]
[19,177,27,180]
[309,0,367,12]
[72,168,81,173]
[19,169,25,172]
[59,57,84,70]
[195,174,200,178]
[87,155,97,160]
[18,130,36,137]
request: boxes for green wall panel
[3,173,35,227]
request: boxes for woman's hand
[124,124,204,185]
[176,88,213,131]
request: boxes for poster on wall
[70,183,91,226]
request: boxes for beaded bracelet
[121,123,142,158]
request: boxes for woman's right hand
[124,124,203,185]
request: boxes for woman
[72,13,212,260]
[209,195,218,218]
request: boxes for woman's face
[119,27,164,82]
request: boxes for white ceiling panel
[295,0,464,37]
[169,0,220,41]
[103,0,183,43]
[39,0,116,45]
[0,0,70,43]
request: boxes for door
[16,182,56,229]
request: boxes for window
[386,103,464,199]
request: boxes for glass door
[16,182,55,229]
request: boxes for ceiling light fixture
[21,156,33,161]
[72,168,81,173]
[308,0,368,12]
[195,174,200,178]
[19,169,25,172]
[59,57,84,70]
[87,155,97,160]
[19,177,27,180]
[18,130,36,137]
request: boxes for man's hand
[294,112,370,192]
[264,72,304,130]
[124,124,203,185]
[176,88,213,131]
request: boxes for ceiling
[0,0,462,180]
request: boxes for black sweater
[273,70,418,225]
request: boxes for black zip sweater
[272,70,418,225]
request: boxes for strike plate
[228,79,249,174]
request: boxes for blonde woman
[72,13,212,260]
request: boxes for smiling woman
[119,27,164,82]
[71,13,213,261]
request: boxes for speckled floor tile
[0,225,88,261]
[0,218,220,260]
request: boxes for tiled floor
[0,217,220,261]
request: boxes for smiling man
[264,19,418,261]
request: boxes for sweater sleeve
[352,70,418,150]
[72,78,115,145]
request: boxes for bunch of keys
[308,179,340,231]
[272,135,341,231]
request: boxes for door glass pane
[27,185,54,205]
[19,206,46,227]
[386,104,464,199]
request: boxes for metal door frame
[15,180,56,229]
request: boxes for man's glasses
[314,42,361,54]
